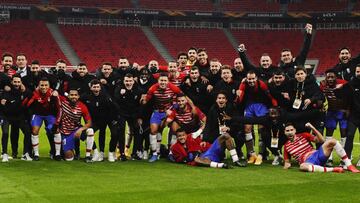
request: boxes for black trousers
[116,116,140,155]
[1,118,9,154]
[9,119,31,156]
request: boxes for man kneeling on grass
[283,122,359,173]
[170,128,242,169]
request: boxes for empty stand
[221,0,280,12]
[288,0,348,12]
[60,25,165,71]
[48,0,132,8]
[153,28,236,66]
[0,20,67,66]
[231,29,305,67]
[140,0,214,11]
[309,30,360,74]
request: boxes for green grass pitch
[0,127,359,203]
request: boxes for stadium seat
[47,0,133,8]
[153,27,236,66]
[60,25,166,71]
[139,0,214,11]
[288,0,348,12]
[221,0,280,12]
[0,20,67,66]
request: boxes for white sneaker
[21,153,33,161]
[92,150,101,162]
[108,152,115,162]
[99,152,104,162]
[143,151,149,160]
[356,158,360,167]
[2,154,9,162]
[137,151,143,159]
[272,156,280,166]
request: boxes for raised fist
[237,44,246,52]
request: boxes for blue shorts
[31,115,56,133]
[200,139,223,162]
[325,111,347,129]
[305,148,328,166]
[61,128,87,152]
[150,111,166,125]
[244,103,269,118]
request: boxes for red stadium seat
[60,25,166,71]
[221,0,280,12]
[288,0,348,12]
[0,20,67,66]
[153,28,237,66]
[140,0,214,11]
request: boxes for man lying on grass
[170,128,242,169]
[283,122,359,173]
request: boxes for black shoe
[12,153,18,159]
[222,163,233,169]
[233,161,246,167]
[54,155,62,161]
[74,153,80,160]
[33,155,40,161]
[85,156,93,163]
[120,154,127,161]
[131,155,142,160]
[237,158,248,167]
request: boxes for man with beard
[186,47,197,67]
[81,79,119,162]
[70,63,96,96]
[0,74,32,161]
[69,63,96,158]
[283,123,359,173]
[1,52,16,77]
[0,53,12,162]
[147,60,161,75]
[268,70,291,108]
[206,59,222,91]
[319,69,349,166]
[331,47,360,81]
[142,73,182,162]
[115,57,136,79]
[195,48,210,79]
[165,94,206,145]
[238,44,278,82]
[52,88,95,162]
[27,60,54,91]
[26,77,60,161]
[96,62,121,96]
[343,65,360,166]
[114,74,143,161]
[238,70,278,165]
[279,24,313,79]
[180,66,212,114]
[137,68,156,159]
[50,59,71,96]
[232,57,246,82]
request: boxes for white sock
[156,133,162,154]
[334,142,352,166]
[326,137,333,160]
[149,134,157,155]
[31,134,39,156]
[340,137,346,148]
[230,149,239,162]
[308,164,333,172]
[54,133,61,156]
[86,136,94,157]
[210,161,224,168]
